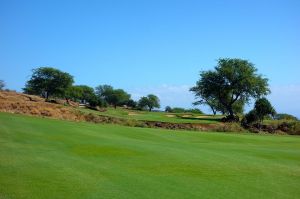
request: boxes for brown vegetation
[0,91,85,121]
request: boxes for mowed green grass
[78,107,222,124]
[0,112,300,199]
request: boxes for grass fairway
[0,113,300,199]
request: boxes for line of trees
[2,58,298,123]
[165,106,203,114]
[23,67,160,111]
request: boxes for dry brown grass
[0,91,85,121]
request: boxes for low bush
[274,113,298,121]
[277,122,300,135]
[241,110,259,127]
[185,108,203,114]
[214,122,245,132]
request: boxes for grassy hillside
[78,107,222,124]
[0,112,300,199]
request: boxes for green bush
[214,123,245,132]
[274,113,298,121]
[185,108,203,114]
[241,110,259,126]
[165,106,172,112]
[171,107,186,113]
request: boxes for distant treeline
[21,67,161,111]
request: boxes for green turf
[78,107,222,124]
[0,112,300,199]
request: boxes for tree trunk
[208,105,216,115]
[228,107,234,118]
[226,106,238,122]
[45,92,49,102]
[65,98,70,105]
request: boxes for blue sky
[1,0,299,116]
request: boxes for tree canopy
[65,85,97,105]
[95,85,130,108]
[107,89,131,108]
[242,97,275,126]
[23,67,74,100]
[254,97,276,123]
[138,94,160,111]
[191,58,269,121]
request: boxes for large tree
[23,67,74,100]
[138,94,160,111]
[190,58,269,121]
[192,96,220,115]
[138,97,149,110]
[107,89,131,109]
[147,94,160,111]
[65,85,97,105]
[95,85,114,99]
[95,85,130,108]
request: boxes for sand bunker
[128,112,139,116]
[181,115,192,118]
[195,115,210,118]
[165,114,175,118]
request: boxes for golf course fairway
[0,112,300,199]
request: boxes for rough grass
[1,112,300,199]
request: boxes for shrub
[274,113,298,121]
[171,107,186,113]
[241,110,259,126]
[127,99,137,108]
[165,106,172,112]
[214,123,245,132]
[277,122,300,135]
[185,108,203,114]
[254,97,276,123]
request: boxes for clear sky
[1,0,299,117]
